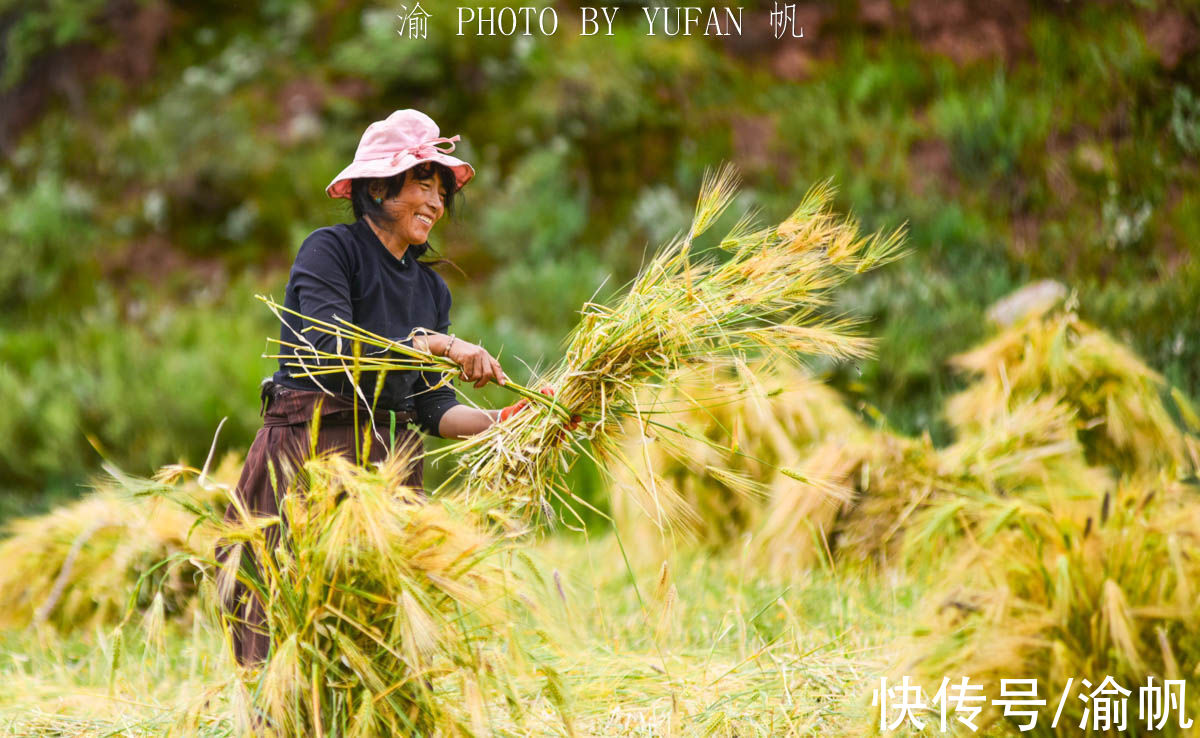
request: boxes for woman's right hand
[446,338,508,388]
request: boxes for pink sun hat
[325,109,475,199]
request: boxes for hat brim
[326,152,474,199]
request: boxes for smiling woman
[216,109,531,668]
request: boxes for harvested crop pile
[947,306,1198,476]
[896,474,1200,735]
[608,372,1096,574]
[836,395,1114,568]
[610,362,865,557]
[782,305,1196,571]
[863,303,1200,734]
[0,455,235,632]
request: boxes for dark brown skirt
[216,382,425,667]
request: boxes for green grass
[0,275,277,506]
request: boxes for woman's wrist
[412,332,452,357]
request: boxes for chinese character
[873,676,929,731]
[993,678,1047,732]
[768,2,804,39]
[398,2,431,39]
[1079,676,1131,732]
[932,676,987,732]
[1140,677,1194,731]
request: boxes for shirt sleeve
[288,229,356,361]
[412,271,460,437]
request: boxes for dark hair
[348,161,461,260]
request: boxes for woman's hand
[445,337,508,388]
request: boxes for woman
[218,109,525,667]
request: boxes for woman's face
[371,172,447,246]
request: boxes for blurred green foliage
[1,0,1197,513]
[0,0,108,90]
[0,280,274,502]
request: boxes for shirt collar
[354,217,425,268]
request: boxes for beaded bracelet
[445,333,457,356]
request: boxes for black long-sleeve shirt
[271,218,460,436]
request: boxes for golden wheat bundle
[445,168,906,523]
[602,361,1022,577]
[894,474,1200,735]
[755,436,871,575]
[0,455,236,633]
[947,307,1196,477]
[217,451,548,737]
[606,371,1107,576]
[896,396,1114,559]
[609,362,866,558]
[834,307,1195,572]
[815,431,934,568]
[833,393,1119,571]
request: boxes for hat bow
[389,135,459,166]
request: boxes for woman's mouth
[415,214,433,226]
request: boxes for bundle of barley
[609,362,866,558]
[755,435,875,574]
[842,306,1197,574]
[938,395,1101,495]
[817,431,936,568]
[895,474,1200,735]
[0,454,236,633]
[757,304,1195,573]
[895,396,1114,561]
[833,393,1118,570]
[218,451,548,736]
[946,307,1196,476]
[447,168,905,522]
